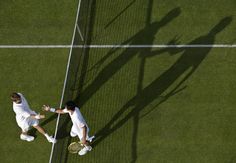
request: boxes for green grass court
[1,0,236,163]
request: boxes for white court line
[84,44,236,48]
[0,44,236,49]
[48,0,82,163]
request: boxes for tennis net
[49,0,93,162]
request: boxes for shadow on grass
[91,0,136,42]
[104,0,136,29]
[73,6,182,163]
[76,7,182,107]
[28,113,58,137]
[93,16,232,163]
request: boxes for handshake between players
[11,92,94,155]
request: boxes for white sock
[44,133,50,139]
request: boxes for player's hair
[65,101,76,111]
[10,92,21,102]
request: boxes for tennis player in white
[11,92,56,143]
[42,101,94,155]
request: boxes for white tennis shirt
[63,107,87,129]
[13,93,36,124]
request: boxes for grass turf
[1,0,236,163]
[0,0,78,45]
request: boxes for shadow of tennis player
[93,16,233,160]
[76,7,181,106]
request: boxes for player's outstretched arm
[42,105,66,114]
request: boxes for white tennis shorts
[70,124,90,141]
[17,117,39,132]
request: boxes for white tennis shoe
[47,136,57,143]
[78,145,92,156]
[20,134,34,142]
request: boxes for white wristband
[50,108,56,112]
[35,115,40,119]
